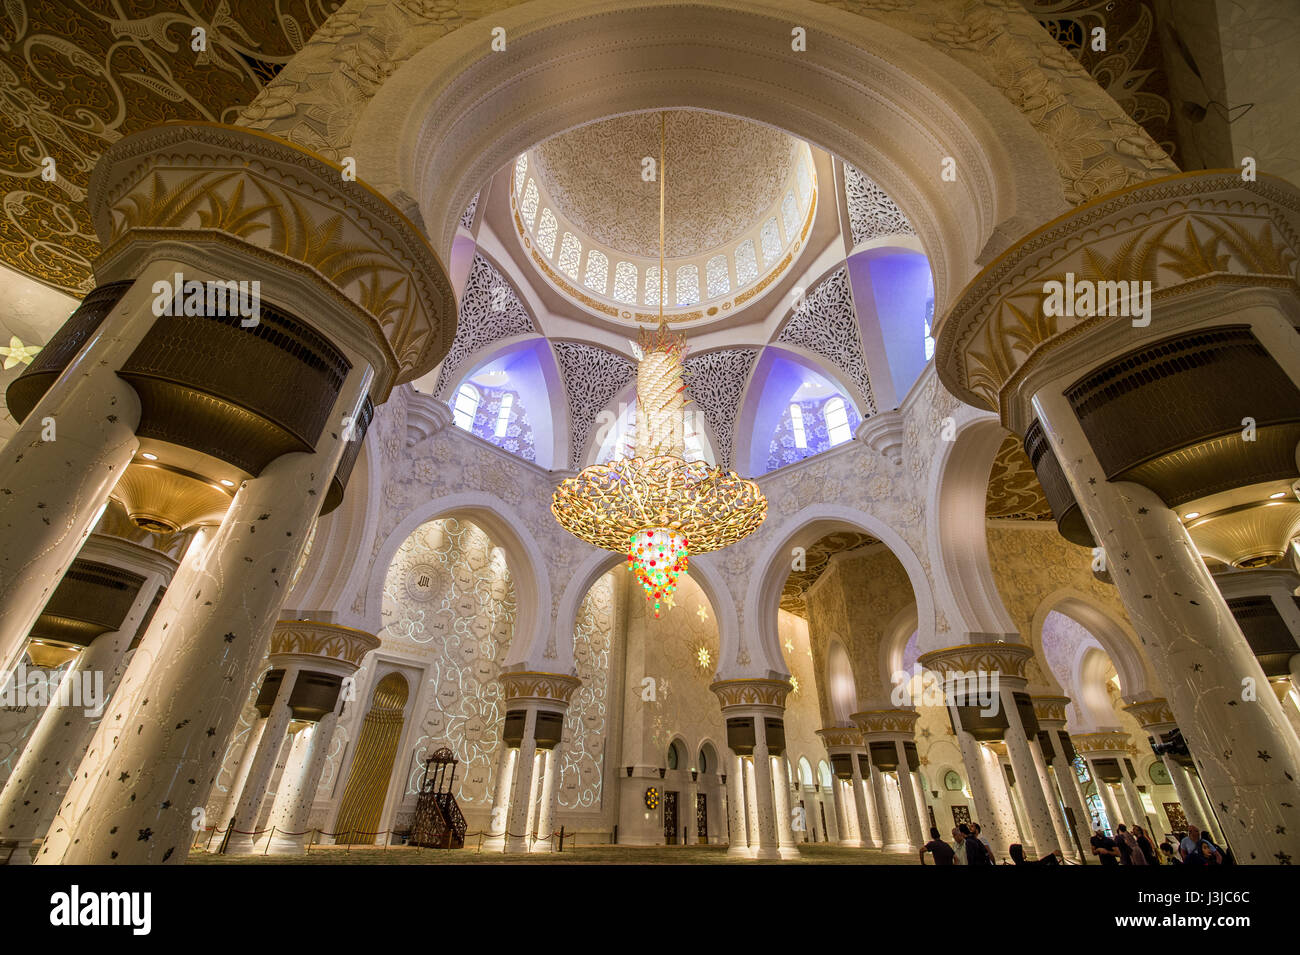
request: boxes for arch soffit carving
[1031,588,1158,703]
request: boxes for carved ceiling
[781,530,879,618]
[986,433,1054,521]
[530,110,798,259]
[0,1,1180,297]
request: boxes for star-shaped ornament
[0,336,41,370]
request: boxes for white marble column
[260,722,314,847]
[750,719,780,860]
[1034,386,1300,863]
[1088,761,1124,833]
[0,277,166,680]
[0,566,166,861]
[483,745,517,852]
[726,754,749,857]
[1032,739,1076,861]
[999,688,1061,855]
[1118,762,1151,833]
[771,755,798,858]
[951,721,1012,858]
[834,777,859,845]
[870,763,905,851]
[264,708,338,854]
[893,741,926,850]
[1053,731,1093,846]
[37,362,373,865]
[743,758,761,855]
[683,775,699,845]
[850,755,879,848]
[530,749,560,852]
[225,666,300,853]
[504,708,538,854]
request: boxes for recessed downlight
[1269,491,1288,499]
[1184,512,1200,520]
[219,479,235,488]
[140,452,158,461]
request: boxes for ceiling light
[1270,491,1287,499]
[552,113,766,618]
[219,479,235,488]
[140,452,158,461]
[1184,512,1200,520]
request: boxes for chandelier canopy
[551,114,767,616]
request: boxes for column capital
[850,708,919,741]
[709,677,792,713]
[1031,695,1071,729]
[1072,731,1135,757]
[917,641,1034,681]
[88,122,456,390]
[934,170,1300,421]
[502,670,582,710]
[269,619,380,673]
[1123,697,1178,734]
[815,726,864,751]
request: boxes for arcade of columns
[2,133,1300,863]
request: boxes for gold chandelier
[551,113,767,616]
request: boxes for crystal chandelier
[552,114,767,616]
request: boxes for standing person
[920,827,955,865]
[1198,830,1225,865]
[1133,826,1157,866]
[971,822,995,864]
[1116,825,1144,865]
[1159,842,1179,864]
[950,826,968,865]
[1090,828,1121,865]
[1179,825,1202,863]
[961,824,993,865]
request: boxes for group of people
[919,823,1060,865]
[919,818,1229,865]
[1091,822,1228,866]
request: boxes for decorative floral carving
[777,267,877,415]
[552,341,635,468]
[844,164,915,246]
[683,348,757,472]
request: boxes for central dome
[532,111,799,259]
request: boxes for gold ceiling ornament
[110,461,234,533]
[551,113,766,617]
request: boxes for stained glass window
[735,239,758,287]
[760,217,781,265]
[536,207,557,257]
[584,249,609,294]
[790,403,807,449]
[675,265,700,307]
[705,255,730,298]
[644,267,661,307]
[613,262,638,304]
[781,191,800,241]
[558,232,582,279]
[493,392,514,437]
[521,179,539,230]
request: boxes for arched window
[514,154,528,196]
[760,217,781,265]
[789,402,807,449]
[558,232,582,279]
[613,262,638,303]
[493,391,514,437]
[521,179,539,230]
[796,156,812,207]
[781,191,800,241]
[644,266,661,307]
[705,255,730,298]
[453,383,480,431]
[536,208,558,257]
[675,264,700,306]
[584,249,609,294]
[734,239,758,288]
[824,396,852,446]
